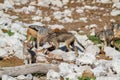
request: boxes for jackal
[42,31,85,53]
[96,29,114,46]
[22,41,36,64]
[27,25,50,48]
[111,22,120,39]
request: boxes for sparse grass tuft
[114,39,120,44]
[78,76,96,80]
[88,35,101,44]
[7,30,14,36]
[2,29,14,36]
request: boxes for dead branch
[0,63,59,77]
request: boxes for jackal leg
[37,34,40,49]
[27,34,31,45]
[53,40,59,49]
[65,40,71,51]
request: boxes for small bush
[88,35,101,44]
[78,76,96,80]
[2,29,14,36]
[7,30,14,36]
[114,39,120,44]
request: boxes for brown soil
[0,56,24,67]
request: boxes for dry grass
[0,0,3,3]
[0,56,24,67]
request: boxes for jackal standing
[27,25,50,48]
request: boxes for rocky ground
[0,0,120,80]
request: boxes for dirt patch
[0,56,24,67]
[0,0,3,3]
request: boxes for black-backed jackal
[27,25,50,48]
[96,29,114,46]
[42,31,85,55]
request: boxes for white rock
[53,11,63,20]
[36,56,47,62]
[44,17,51,22]
[104,47,120,60]
[12,31,26,41]
[16,75,26,80]
[111,9,120,16]
[96,77,120,80]
[50,0,63,7]
[29,22,44,27]
[85,45,100,56]
[32,16,42,21]
[6,38,23,59]
[3,0,14,11]
[84,5,98,10]
[112,3,120,9]
[63,9,72,17]
[8,76,17,80]
[92,65,107,77]
[0,3,4,10]
[2,75,8,80]
[62,0,69,5]
[20,0,30,5]
[47,70,60,80]
[76,53,96,65]
[51,49,65,54]
[28,5,36,12]
[11,23,22,32]
[59,63,73,76]
[79,17,88,23]
[112,0,120,3]
[49,24,64,30]
[33,76,39,80]
[76,7,84,13]
[62,51,76,62]
[64,73,78,80]
[38,0,51,7]
[26,74,33,80]
[0,48,8,57]
[60,17,73,23]
[96,0,111,3]
[111,60,120,74]
[0,17,12,29]
[0,38,7,47]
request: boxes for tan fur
[27,28,47,48]
[113,29,120,38]
[111,22,120,39]
[43,31,85,53]
[96,29,114,46]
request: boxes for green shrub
[78,77,96,80]
[88,35,101,44]
[7,30,14,36]
[114,39,120,44]
[2,29,14,36]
